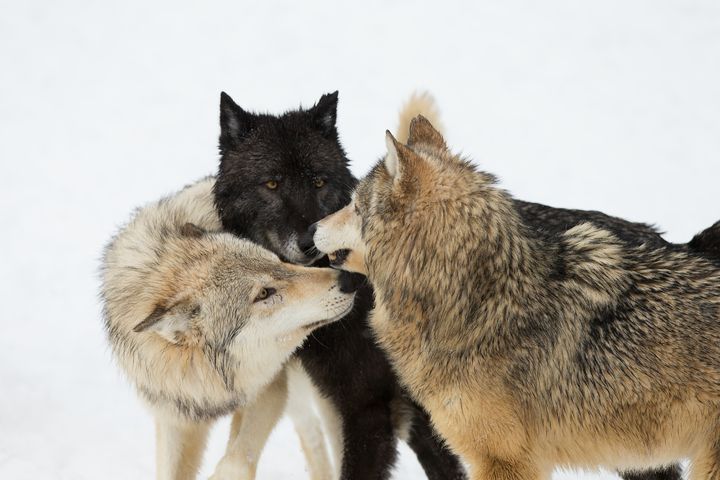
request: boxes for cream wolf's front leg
[286,360,336,480]
[210,369,289,480]
[155,415,212,480]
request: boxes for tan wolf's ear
[133,302,199,344]
[407,115,446,150]
[384,130,418,182]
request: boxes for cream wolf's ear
[396,91,444,143]
[133,302,198,344]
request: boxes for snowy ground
[1,0,719,478]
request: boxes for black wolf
[214,91,467,479]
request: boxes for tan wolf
[100,177,354,480]
[314,117,720,480]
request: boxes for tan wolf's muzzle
[311,202,367,275]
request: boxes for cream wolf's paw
[209,455,255,480]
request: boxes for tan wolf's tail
[396,91,444,143]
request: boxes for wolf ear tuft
[133,303,196,344]
[385,131,421,184]
[385,131,401,178]
[219,92,252,152]
[407,115,447,150]
[179,223,206,238]
[310,91,339,134]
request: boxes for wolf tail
[396,91,444,143]
[688,220,720,260]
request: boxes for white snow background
[1,0,719,478]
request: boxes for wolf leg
[155,415,212,480]
[313,383,344,479]
[210,370,288,480]
[620,465,683,480]
[286,361,335,480]
[339,401,398,480]
[471,456,542,480]
[689,443,720,480]
[405,403,467,480]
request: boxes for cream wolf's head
[131,224,355,356]
[314,116,495,285]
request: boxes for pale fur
[101,177,352,480]
[396,91,444,144]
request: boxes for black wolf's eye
[313,178,325,188]
[265,180,279,190]
[254,287,276,303]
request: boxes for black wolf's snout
[338,270,366,294]
[298,225,317,253]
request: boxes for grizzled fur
[101,177,353,480]
[214,93,466,479]
[353,118,720,480]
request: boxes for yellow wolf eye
[254,287,276,303]
[313,178,325,188]
[265,180,279,190]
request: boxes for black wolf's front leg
[339,400,398,479]
[406,403,467,480]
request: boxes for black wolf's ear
[407,115,447,150]
[384,131,418,184]
[219,92,252,152]
[310,91,339,134]
[133,303,198,344]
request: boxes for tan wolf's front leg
[210,370,289,480]
[471,456,543,480]
[155,415,212,480]
[689,443,720,480]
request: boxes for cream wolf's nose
[338,270,365,293]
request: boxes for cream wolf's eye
[254,287,277,303]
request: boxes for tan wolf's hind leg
[689,441,720,480]
[155,416,212,480]
[210,370,288,480]
[472,456,543,480]
[286,361,335,480]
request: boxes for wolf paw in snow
[208,457,255,480]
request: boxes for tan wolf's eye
[254,287,276,303]
[265,180,279,190]
[313,178,325,188]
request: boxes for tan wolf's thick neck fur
[355,117,720,480]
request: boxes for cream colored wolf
[315,117,720,480]
[101,177,354,480]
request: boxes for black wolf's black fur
[215,92,465,480]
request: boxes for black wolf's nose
[298,226,316,253]
[338,271,366,294]
[307,222,318,239]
